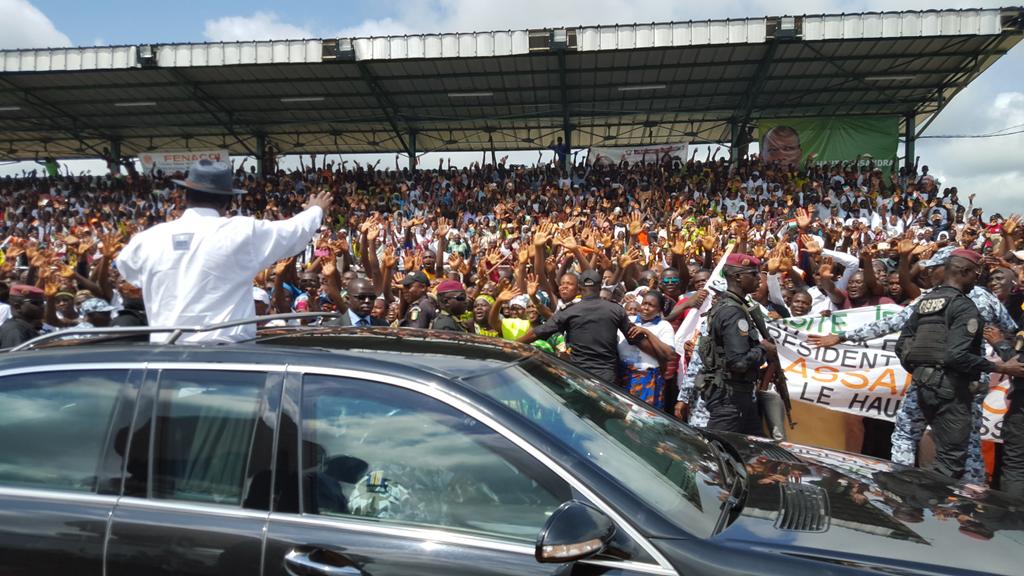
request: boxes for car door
[0,365,140,576]
[263,368,672,576]
[104,364,282,576]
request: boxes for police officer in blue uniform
[895,249,1024,479]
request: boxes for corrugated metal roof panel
[0,8,1019,159]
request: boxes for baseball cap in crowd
[400,271,430,286]
[580,269,602,287]
[172,159,247,195]
[510,295,530,309]
[920,245,957,268]
[80,298,117,315]
[252,287,271,306]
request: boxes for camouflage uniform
[841,286,1017,484]
[678,333,710,427]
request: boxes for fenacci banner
[139,149,231,175]
[765,305,1008,442]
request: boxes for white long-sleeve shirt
[807,248,860,314]
[116,206,324,343]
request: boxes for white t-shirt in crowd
[617,316,675,371]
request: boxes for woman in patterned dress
[616,291,677,409]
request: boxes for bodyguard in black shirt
[520,270,633,385]
[896,249,1024,479]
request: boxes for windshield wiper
[702,435,748,535]
[713,472,746,535]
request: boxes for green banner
[757,116,899,173]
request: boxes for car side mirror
[535,500,615,563]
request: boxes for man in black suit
[327,278,388,327]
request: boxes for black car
[1,325,1023,576]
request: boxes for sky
[0,0,1022,211]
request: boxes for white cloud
[337,17,416,38]
[0,0,71,49]
[202,11,314,42]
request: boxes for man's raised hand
[303,189,333,213]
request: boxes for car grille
[775,482,830,532]
[754,441,803,463]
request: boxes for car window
[151,370,264,505]
[299,374,572,542]
[0,369,125,493]
[464,357,725,538]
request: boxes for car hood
[709,434,1024,575]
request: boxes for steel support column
[728,121,740,165]
[408,130,417,172]
[557,50,571,174]
[903,114,916,172]
[109,139,121,175]
[255,133,266,176]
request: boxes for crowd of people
[2,148,1023,492]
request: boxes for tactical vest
[694,296,752,397]
[903,289,954,368]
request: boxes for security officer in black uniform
[896,249,1024,480]
[519,270,635,385]
[430,279,470,332]
[399,271,437,329]
[695,253,775,435]
[991,328,1024,498]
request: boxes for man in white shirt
[116,159,332,343]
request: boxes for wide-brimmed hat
[172,159,247,195]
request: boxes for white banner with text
[139,149,230,175]
[766,305,1008,442]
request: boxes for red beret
[950,248,982,264]
[10,284,44,297]
[725,253,761,268]
[436,279,466,294]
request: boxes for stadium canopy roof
[0,7,1021,161]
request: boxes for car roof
[1,327,534,382]
[254,327,534,378]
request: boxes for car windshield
[463,355,727,538]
